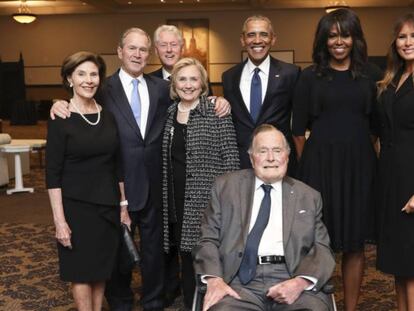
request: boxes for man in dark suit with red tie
[222,15,300,172]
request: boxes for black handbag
[119,223,141,274]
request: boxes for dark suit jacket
[149,66,214,96]
[193,169,335,294]
[222,57,300,169]
[96,70,171,212]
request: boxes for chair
[192,275,337,311]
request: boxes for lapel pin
[275,74,280,78]
[299,210,306,214]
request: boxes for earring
[69,82,73,88]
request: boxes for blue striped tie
[131,79,141,128]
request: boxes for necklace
[70,98,101,126]
[177,100,199,113]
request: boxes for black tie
[238,184,272,285]
[250,67,262,123]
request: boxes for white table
[0,144,34,195]
[10,139,47,167]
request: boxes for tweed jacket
[161,96,240,252]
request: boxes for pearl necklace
[177,100,199,113]
[70,98,101,126]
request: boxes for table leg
[7,152,34,195]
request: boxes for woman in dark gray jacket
[161,57,239,309]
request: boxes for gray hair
[119,27,152,49]
[242,15,274,35]
[247,124,291,154]
[154,25,183,46]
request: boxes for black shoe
[164,288,181,308]
[106,297,133,311]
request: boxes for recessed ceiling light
[128,1,132,4]
[179,0,183,3]
[161,0,165,2]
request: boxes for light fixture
[12,0,37,24]
[325,1,350,13]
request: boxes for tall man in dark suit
[222,16,300,171]
[193,124,335,311]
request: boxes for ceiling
[0,0,412,16]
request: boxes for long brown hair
[377,13,414,96]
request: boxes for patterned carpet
[0,161,398,310]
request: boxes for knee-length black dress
[292,66,377,252]
[376,75,414,277]
[46,110,122,282]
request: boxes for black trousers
[105,204,164,310]
[164,246,195,309]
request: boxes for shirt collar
[254,176,282,192]
[162,67,171,80]
[118,67,144,85]
[246,55,270,77]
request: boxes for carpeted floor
[0,121,398,310]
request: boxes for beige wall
[0,7,409,95]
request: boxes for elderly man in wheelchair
[192,125,336,311]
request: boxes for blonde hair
[170,57,208,101]
[377,13,414,96]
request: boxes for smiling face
[174,64,202,105]
[249,129,289,184]
[327,23,353,68]
[155,31,183,72]
[117,31,150,77]
[67,61,100,100]
[396,22,414,63]
[241,19,276,66]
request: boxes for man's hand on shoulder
[209,96,231,118]
[203,277,240,311]
[266,277,311,305]
[50,100,71,120]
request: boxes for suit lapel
[107,72,142,139]
[282,177,296,249]
[144,74,160,139]
[232,61,255,125]
[258,57,281,123]
[240,170,256,243]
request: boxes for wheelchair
[192,275,337,311]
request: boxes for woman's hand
[120,206,132,231]
[402,195,414,214]
[55,221,72,249]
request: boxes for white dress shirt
[161,67,171,80]
[240,55,270,112]
[118,68,150,138]
[250,177,284,256]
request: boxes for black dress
[292,67,377,252]
[376,76,414,277]
[46,110,121,282]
